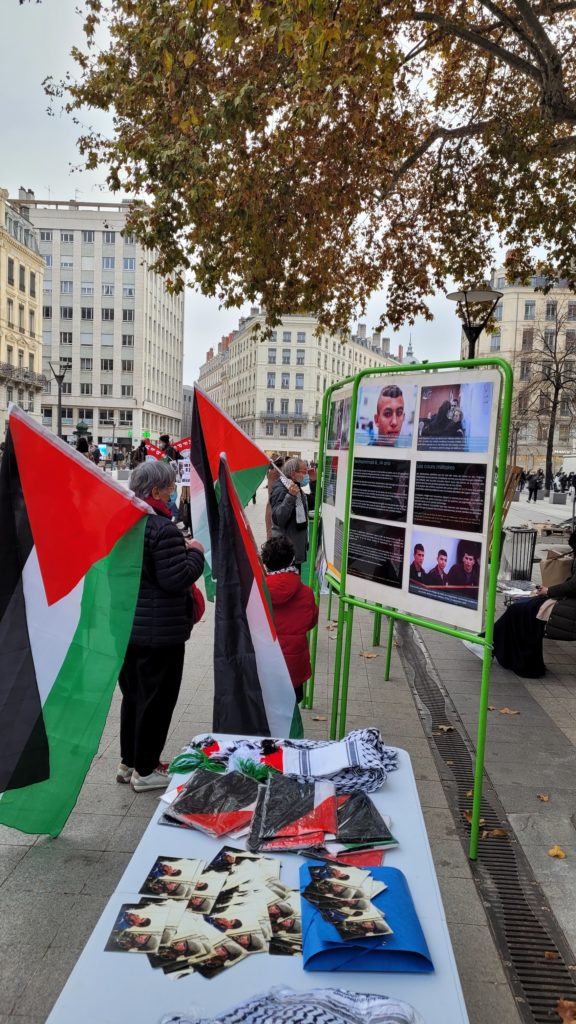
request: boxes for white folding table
[47,745,469,1024]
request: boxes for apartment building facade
[470,271,576,470]
[0,188,46,437]
[197,311,407,461]
[9,191,184,447]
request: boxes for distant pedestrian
[261,536,319,704]
[527,474,539,502]
[131,440,147,468]
[76,437,90,458]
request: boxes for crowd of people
[519,468,576,501]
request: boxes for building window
[122,309,134,322]
[19,265,26,292]
[267,372,276,388]
[296,349,305,365]
[518,392,529,414]
[539,392,550,414]
[121,359,134,371]
[81,283,95,296]
[102,283,114,296]
[123,285,135,297]
[279,423,288,437]
[61,231,74,243]
[544,329,556,348]
[60,258,73,269]
[61,407,73,421]
[282,331,291,343]
[122,334,134,347]
[80,307,93,320]
[60,331,72,345]
[295,398,303,415]
[30,272,36,298]
[44,255,53,267]
[521,329,533,351]
[568,303,576,321]
[123,258,136,271]
[102,308,115,321]
[61,280,73,293]
[120,411,133,426]
[524,301,535,320]
[102,256,115,270]
[78,408,94,421]
[545,300,557,321]
[40,230,52,241]
[101,383,113,396]
[8,258,15,285]
[490,332,500,352]
[100,408,115,423]
[281,398,289,414]
[28,353,34,372]
[17,305,24,332]
[265,423,274,436]
[560,398,571,417]
[282,349,291,365]
[101,358,114,371]
[268,348,276,364]
[43,305,52,319]
[121,384,133,396]
[295,373,304,389]
[103,230,116,244]
[281,372,290,389]
[7,298,14,326]
[42,405,53,419]
[297,332,305,343]
[82,230,95,243]
[29,310,35,338]
[6,386,13,403]
[294,424,302,438]
[122,232,135,245]
[80,382,93,395]
[559,423,570,442]
[520,360,531,381]
[80,357,93,370]
[266,398,275,414]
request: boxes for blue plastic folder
[300,864,433,973]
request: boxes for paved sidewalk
[0,484,552,1024]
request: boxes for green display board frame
[306,358,513,859]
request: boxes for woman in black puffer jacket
[117,461,205,791]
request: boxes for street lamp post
[447,287,503,359]
[48,362,68,439]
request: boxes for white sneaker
[461,639,485,660]
[131,764,170,791]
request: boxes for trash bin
[503,526,537,581]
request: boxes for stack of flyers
[247,774,337,853]
[302,864,392,942]
[106,846,302,977]
[162,769,260,838]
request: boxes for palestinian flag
[213,456,302,739]
[0,406,147,836]
[195,388,269,506]
[144,440,164,459]
[190,388,270,599]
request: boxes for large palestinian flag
[213,455,303,739]
[0,407,147,835]
[190,387,270,599]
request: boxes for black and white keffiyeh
[279,473,307,525]
[160,985,424,1024]
[185,729,398,794]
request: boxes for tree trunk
[546,393,560,489]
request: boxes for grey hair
[283,457,305,478]
[130,460,175,497]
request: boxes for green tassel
[236,758,280,782]
[169,749,226,775]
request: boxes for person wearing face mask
[269,457,310,569]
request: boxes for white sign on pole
[321,369,501,634]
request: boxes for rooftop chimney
[357,323,367,339]
[372,329,382,349]
[206,348,214,361]
[382,337,390,354]
[398,344,404,362]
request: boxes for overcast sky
[2,2,465,382]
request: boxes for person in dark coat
[265,454,285,540]
[130,440,147,468]
[159,433,182,462]
[527,473,539,502]
[117,460,204,791]
[261,537,319,703]
[492,532,576,676]
[269,457,309,567]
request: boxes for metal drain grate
[396,621,576,1024]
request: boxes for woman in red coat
[261,537,319,703]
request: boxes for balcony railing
[259,410,309,422]
[0,363,48,389]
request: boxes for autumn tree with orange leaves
[49,0,576,333]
